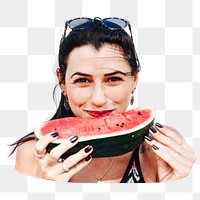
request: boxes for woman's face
[60,44,138,118]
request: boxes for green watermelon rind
[35,117,154,158]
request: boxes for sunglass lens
[69,18,92,30]
[103,18,127,30]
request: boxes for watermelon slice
[34,107,155,158]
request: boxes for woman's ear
[56,68,67,95]
[56,68,62,82]
[132,73,139,91]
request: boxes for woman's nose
[90,84,107,107]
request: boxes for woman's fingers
[60,145,93,173]
[154,123,184,145]
[58,155,92,181]
[41,145,93,181]
[144,123,196,180]
[145,136,194,179]
[49,135,79,162]
[65,155,92,179]
[145,135,183,165]
[34,132,94,181]
[148,125,189,157]
[34,132,59,157]
[52,145,93,181]
[154,123,194,156]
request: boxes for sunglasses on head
[63,17,133,39]
[62,17,140,69]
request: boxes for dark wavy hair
[9,22,141,155]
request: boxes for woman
[11,17,195,183]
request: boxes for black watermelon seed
[116,124,119,126]
[138,112,141,115]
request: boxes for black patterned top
[120,146,145,183]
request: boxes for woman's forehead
[68,44,124,60]
[66,44,131,75]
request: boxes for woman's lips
[85,109,115,117]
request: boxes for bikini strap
[120,146,145,183]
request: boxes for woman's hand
[144,123,196,182]
[34,132,93,181]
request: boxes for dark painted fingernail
[70,135,78,143]
[144,135,153,141]
[85,155,92,161]
[149,126,157,133]
[156,123,163,128]
[152,144,159,150]
[51,132,58,137]
[85,145,92,153]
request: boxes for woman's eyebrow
[71,72,91,78]
[104,71,133,77]
[71,71,133,78]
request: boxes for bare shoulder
[139,142,158,182]
[15,140,37,177]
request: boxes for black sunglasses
[63,17,133,39]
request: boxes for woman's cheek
[68,88,91,105]
[107,87,131,108]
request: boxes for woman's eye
[74,78,90,83]
[108,77,123,82]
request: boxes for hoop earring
[64,95,70,110]
[130,92,134,105]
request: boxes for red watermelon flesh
[35,107,155,158]
[36,107,155,142]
